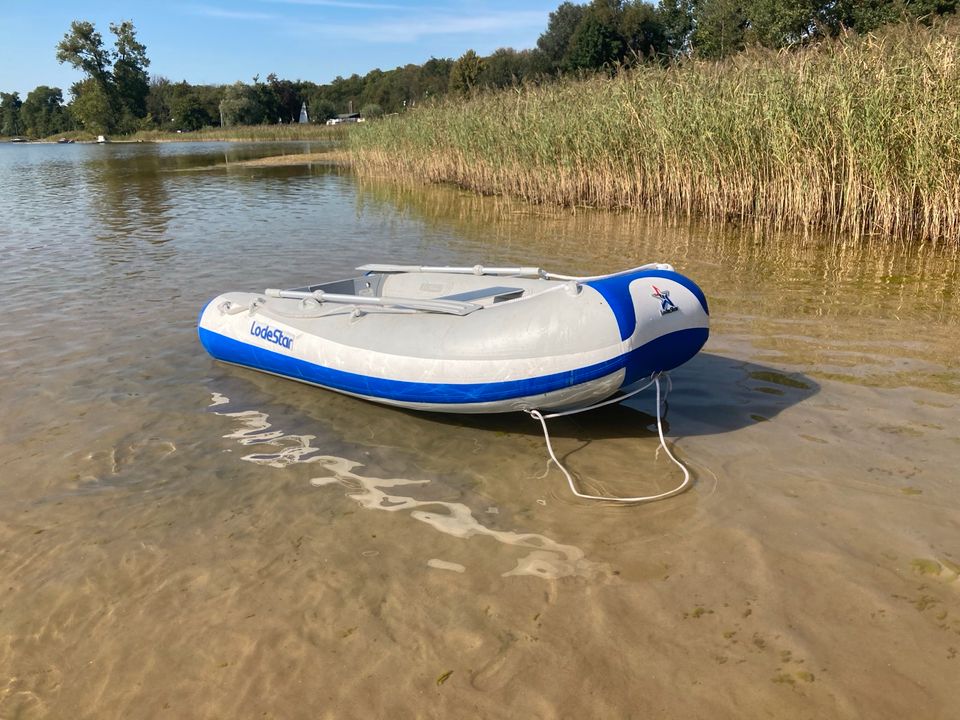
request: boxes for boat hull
[198,267,709,413]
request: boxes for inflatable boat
[197,263,709,414]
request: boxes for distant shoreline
[3,123,349,145]
[1,137,353,170]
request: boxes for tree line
[2,0,956,138]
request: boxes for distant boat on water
[97,135,108,144]
[10,137,26,143]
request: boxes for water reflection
[350,177,960,392]
[354,179,960,322]
[422,354,819,444]
[82,145,175,266]
[210,393,610,581]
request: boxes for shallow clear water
[1,141,958,718]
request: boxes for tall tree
[56,21,112,91]
[658,0,696,56]
[691,0,748,58]
[565,2,625,70]
[0,92,23,136]
[110,21,150,120]
[419,58,454,100]
[56,19,151,132]
[538,2,590,69]
[267,73,302,123]
[621,1,669,60]
[146,76,174,126]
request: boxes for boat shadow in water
[423,352,820,441]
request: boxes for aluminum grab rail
[356,262,674,280]
[357,263,544,278]
[264,288,482,316]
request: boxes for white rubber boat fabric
[198,264,709,414]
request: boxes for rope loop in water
[526,374,691,504]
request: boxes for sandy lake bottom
[1,141,958,719]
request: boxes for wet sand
[0,141,957,719]
[228,151,351,168]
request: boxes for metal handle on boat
[356,264,545,278]
[356,262,675,281]
[264,288,481,316]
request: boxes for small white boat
[198,263,709,414]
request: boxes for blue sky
[0,1,555,97]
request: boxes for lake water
[1,141,958,719]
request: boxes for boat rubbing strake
[197,263,709,414]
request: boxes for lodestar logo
[651,285,679,315]
[250,321,294,349]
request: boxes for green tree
[360,103,384,119]
[449,50,483,95]
[309,97,337,123]
[328,74,364,113]
[826,0,957,34]
[191,84,227,126]
[537,2,589,69]
[21,86,70,137]
[0,92,23,136]
[110,21,150,123]
[56,21,112,90]
[418,58,454,100]
[565,3,625,70]
[738,0,817,47]
[146,76,173,126]
[170,91,211,131]
[621,1,668,60]
[69,79,114,134]
[219,81,267,126]
[478,48,532,88]
[56,19,151,132]
[658,0,696,56]
[691,0,748,58]
[267,73,302,123]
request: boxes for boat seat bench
[437,286,524,303]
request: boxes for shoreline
[349,21,960,245]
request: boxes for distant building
[299,102,308,124]
[325,112,362,126]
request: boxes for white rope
[526,374,691,504]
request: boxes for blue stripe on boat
[198,325,708,404]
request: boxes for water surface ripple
[1,142,958,719]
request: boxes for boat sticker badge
[651,286,679,315]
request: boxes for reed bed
[350,21,960,244]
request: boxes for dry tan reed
[126,124,350,143]
[350,21,960,244]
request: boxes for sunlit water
[1,141,958,719]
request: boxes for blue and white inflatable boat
[198,263,709,414]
